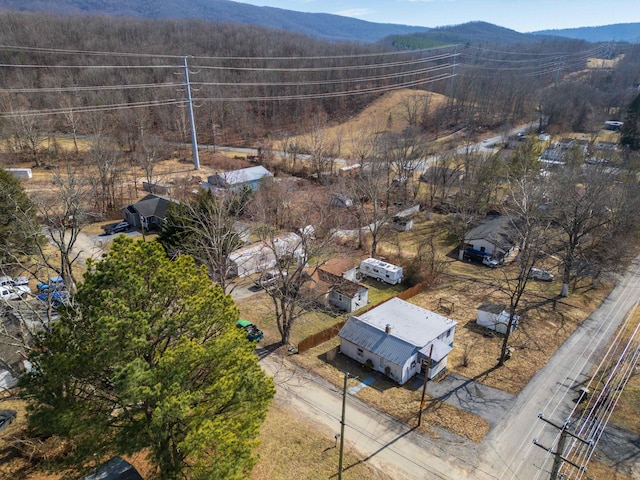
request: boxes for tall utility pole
[338,372,349,480]
[183,56,200,170]
[532,414,592,479]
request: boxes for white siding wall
[428,358,447,379]
[437,326,456,347]
[467,239,498,256]
[340,339,416,385]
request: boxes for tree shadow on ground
[423,363,501,412]
[256,341,281,360]
[329,426,417,478]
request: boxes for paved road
[259,257,640,480]
[260,355,483,480]
[477,257,640,480]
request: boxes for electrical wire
[503,264,640,479]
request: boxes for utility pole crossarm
[533,414,592,480]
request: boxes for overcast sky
[235,0,639,33]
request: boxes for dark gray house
[463,216,520,262]
[121,194,178,230]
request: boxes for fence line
[296,281,429,353]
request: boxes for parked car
[0,286,20,301]
[37,276,65,293]
[37,290,72,308]
[258,270,286,292]
[528,268,554,282]
[463,249,499,268]
[236,319,264,342]
[0,276,31,298]
[104,221,130,235]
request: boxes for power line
[0,82,183,94]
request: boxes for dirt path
[71,230,141,265]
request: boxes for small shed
[477,303,519,334]
[391,205,420,232]
[4,168,32,180]
[330,193,354,208]
[319,257,359,282]
[81,457,143,480]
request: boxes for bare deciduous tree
[31,164,95,293]
[159,189,248,294]
[547,162,626,297]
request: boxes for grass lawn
[235,273,407,348]
[250,400,395,480]
[0,394,393,480]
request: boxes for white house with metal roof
[203,165,273,192]
[338,297,457,384]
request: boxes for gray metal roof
[338,298,457,365]
[339,317,417,365]
[211,166,273,186]
[418,338,452,363]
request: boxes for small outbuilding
[390,205,420,232]
[308,257,369,312]
[476,303,519,334]
[330,193,355,208]
[4,168,32,180]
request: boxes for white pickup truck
[0,276,31,300]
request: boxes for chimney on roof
[385,324,392,334]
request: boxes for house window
[410,360,416,369]
[480,246,486,252]
[446,328,453,337]
[357,348,363,357]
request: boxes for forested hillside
[0,11,639,159]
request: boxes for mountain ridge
[0,0,429,43]
[1,0,638,43]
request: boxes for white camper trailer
[359,258,403,285]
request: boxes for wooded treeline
[0,11,639,157]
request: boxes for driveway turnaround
[420,372,515,429]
